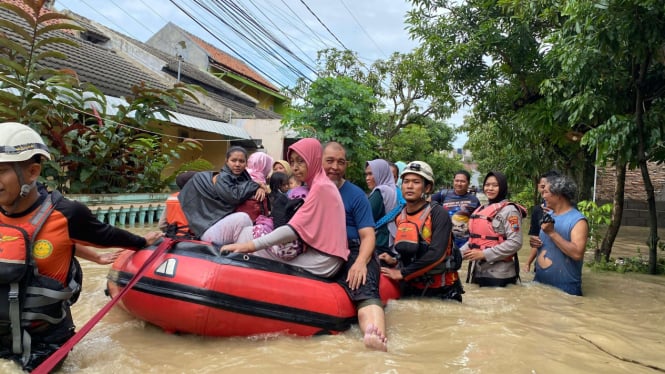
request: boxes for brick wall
[596,162,665,227]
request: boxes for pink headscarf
[286,138,349,260]
[247,152,274,183]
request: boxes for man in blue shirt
[431,170,480,249]
[322,142,387,351]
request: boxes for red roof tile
[184,30,279,92]
[0,0,68,29]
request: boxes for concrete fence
[67,193,170,227]
[597,199,665,228]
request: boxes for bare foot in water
[363,323,388,352]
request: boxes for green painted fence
[67,193,170,227]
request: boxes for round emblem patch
[33,239,54,259]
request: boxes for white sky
[54,0,467,148]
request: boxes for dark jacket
[178,167,259,236]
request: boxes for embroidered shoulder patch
[508,216,520,232]
[33,239,54,259]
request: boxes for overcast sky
[54,0,467,148]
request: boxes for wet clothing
[339,181,375,241]
[368,190,391,256]
[334,181,380,304]
[529,203,545,236]
[534,209,586,296]
[431,189,480,249]
[286,139,349,261]
[402,278,464,302]
[0,185,146,370]
[338,242,381,302]
[394,202,462,301]
[178,168,259,237]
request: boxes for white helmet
[0,122,51,162]
[400,161,434,184]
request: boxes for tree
[387,122,462,187]
[283,75,378,182]
[543,0,665,272]
[0,0,202,193]
[285,48,460,184]
[407,0,595,201]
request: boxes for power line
[61,0,134,38]
[137,0,172,29]
[276,0,330,50]
[107,0,158,37]
[338,0,387,58]
[228,0,319,75]
[245,0,318,69]
[202,0,314,78]
[0,74,242,143]
[190,0,308,85]
[298,0,350,51]
[168,0,293,89]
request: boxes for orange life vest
[394,204,458,287]
[0,196,81,360]
[467,201,525,262]
[164,192,192,238]
[394,204,433,260]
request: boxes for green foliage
[0,1,204,193]
[0,1,83,125]
[511,180,536,211]
[577,200,612,252]
[544,0,665,273]
[284,75,378,182]
[162,157,214,189]
[408,0,595,201]
[407,0,665,273]
[285,48,458,180]
[586,252,665,275]
[386,123,463,187]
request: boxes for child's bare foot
[363,323,387,352]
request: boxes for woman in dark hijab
[460,171,527,287]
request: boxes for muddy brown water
[2,225,663,373]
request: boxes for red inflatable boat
[106,239,400,337]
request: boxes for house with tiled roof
[147,22,289,115]
[0,0,290,167]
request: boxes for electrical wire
[199,0,313,79]
[0,74,241,143]
[246,0,319,68]
[339,0,387,58]
[137,0,172,28]
[60,0,134,38]
[222,0,318,75]
[107,0,158,37]
[168,0,293,89]
[181,0,303,87]
[298,0,350,51]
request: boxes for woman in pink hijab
[221,138,349,278]
[246,152,274,185]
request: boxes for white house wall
[233,118,285,161]
[147,23,210,71]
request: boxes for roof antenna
[175,41,186,83]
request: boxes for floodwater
[2,226,664,373]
